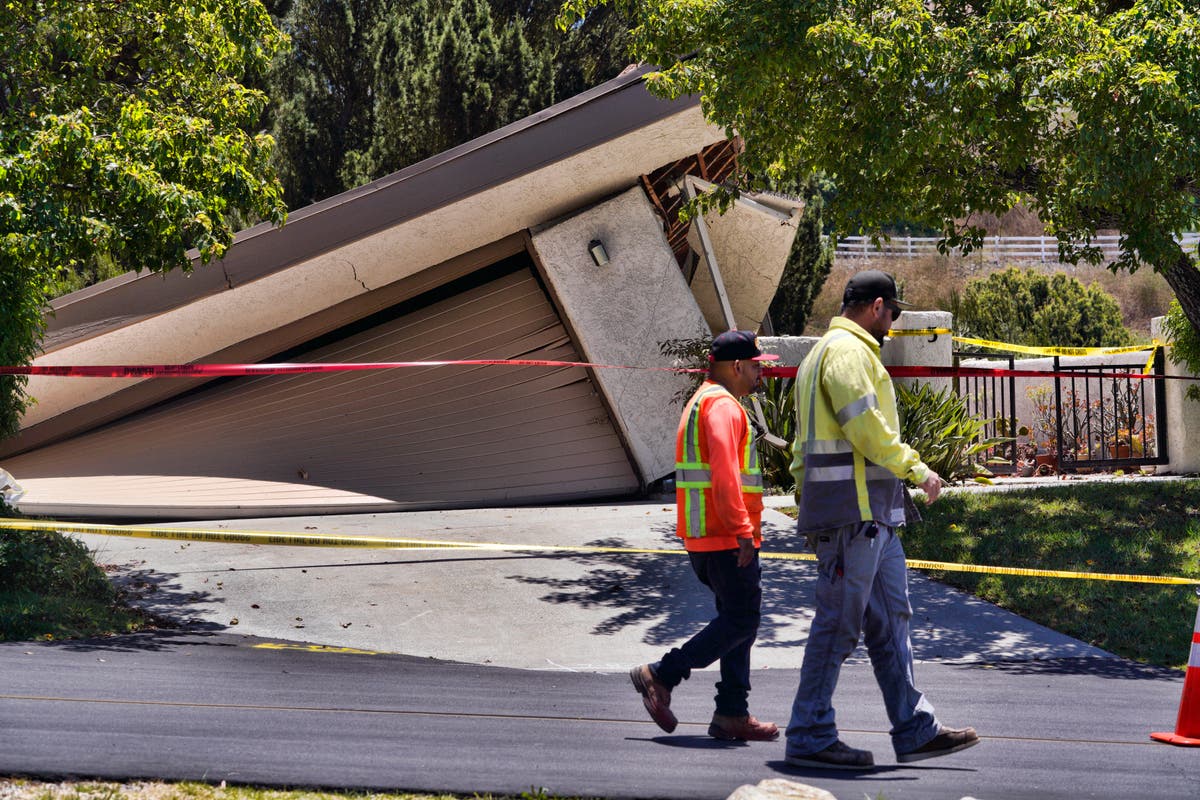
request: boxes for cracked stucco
[531,187,708,482]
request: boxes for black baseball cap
[842,270,913,307]
[709,330,780,362]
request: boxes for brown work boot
[896,726,980,763]
[708,713,780,741]
[785,740,875,770]
[629,664,677,733]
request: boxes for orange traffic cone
[1151,595,1200,746]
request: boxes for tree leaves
[605,0,1200,337]
[0,0,288,439]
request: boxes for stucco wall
[531,187,709,483]
[687,182,800,332]
[758,335,816,366]
[1152,316,1200,474]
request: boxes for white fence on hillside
[835,233,1200,262]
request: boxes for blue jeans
[653,548,761,717]
[786,521,940,756]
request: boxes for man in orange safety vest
[629,329,780,742]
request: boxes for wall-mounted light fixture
[588,239,609,266]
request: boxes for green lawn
[789,479,1200,668]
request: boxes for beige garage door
[6,259,641,518]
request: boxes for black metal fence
[953,349,1168,474]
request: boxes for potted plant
[1107,429,1149,459]
[1025,385,1059,471]
[1016,439,1038,477]
[1096,383,1155,460]
[1033,441,1058,473]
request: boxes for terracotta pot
[1109,444,1132,459]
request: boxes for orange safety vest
[674,381,763,552]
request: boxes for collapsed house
[0,66,800,519]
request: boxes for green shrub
[0,530,113,599]
[953,267,1132,348]
[0,509,145,641]
[896,381,1009,483]
[1161,299,1200,402]
[658,334,709,404]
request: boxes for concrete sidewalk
[74,496,1115,672]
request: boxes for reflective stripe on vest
[675,384,762,538]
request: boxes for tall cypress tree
[768,175,835,335]
[347,0,433,184]
[269,0,383,207]
[269,1,628,209]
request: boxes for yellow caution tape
[952,336,1158,358]
[887,328,952,337]
[0,518,474,550]
[253,643,381,655]
[1144,340,1163,375]
[755,551,1198,584]
[2,517,1197,586]
[902,557,1199,586]
[0,518,683,555]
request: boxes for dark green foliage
[270,0,629,208]
[0,530,111,599]
[954,267,1132,349]
[903,483,1200,668]
[529,1,632,100]
[767,175,835,335]
[896,382,1009,483]
[1162,299,1200,402]
[268,0,383,207]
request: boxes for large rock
[725,778,837,800]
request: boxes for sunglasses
[885,302,903,321]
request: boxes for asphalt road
[0,631,1193,800]
[3,495,1198,798]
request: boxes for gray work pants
[785,521,940,756]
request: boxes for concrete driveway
[76,496,1115,671]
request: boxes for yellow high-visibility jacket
[790,317,931,533]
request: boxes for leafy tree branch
[0,1,289,439]
[561,0,1200,348]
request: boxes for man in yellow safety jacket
[784,270,978,769]
[629,329,780,743]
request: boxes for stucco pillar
[763,312,952,381]
[881,310,954,393]
[1152,316,1200,475]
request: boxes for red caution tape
[0,360,1194,383]
[0,359,701,378]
